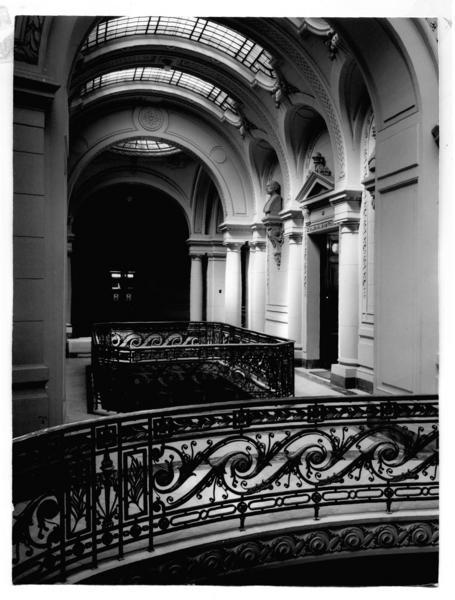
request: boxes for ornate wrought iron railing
[13,394,438,583]
[90,321,295,412]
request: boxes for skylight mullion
[81,67,239,116]
[83,17,276,82]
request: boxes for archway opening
[71,183,190,337]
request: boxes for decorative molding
[271,67,300,108]
[90,518,438,585]
[303,232,308,289]
[263,216,284,269]
[210,146,227,164]
[306,218,335,233]
[14,16,45,64]
[361,191,368,302]
[138,106,167,131]
[252,20,346,180]
[426,18,438,41]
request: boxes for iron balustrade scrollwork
[13,394,438,583]
[90,322,295,412]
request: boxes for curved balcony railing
[89,321,295,412]
[13,394,438,583]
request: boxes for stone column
[249,241,267,332]
[331,221,360,385]
[286,232,303,344]
[224,242,242,326]
[189,254,204,321]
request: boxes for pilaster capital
[339,221,360,234]
[279,208,303,225]
[330,190,362,226]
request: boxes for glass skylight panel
[80,67,239,114]
[110,138,181,156]
[82,17,275,79]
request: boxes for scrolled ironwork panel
[13,395,438,583]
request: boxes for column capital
[250,240,267,252]
[224,241,243,252]
[206,247,227,259]
[285,231,303,244]
[188,244,205,258]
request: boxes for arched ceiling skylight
[82,17,275,80]
[109,139,181,156]
[80,66,239,114]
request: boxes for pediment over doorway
[296,170,334,202]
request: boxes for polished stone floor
[64,357,362,424]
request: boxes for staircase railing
[13,394,438,583]
[90,321,295,412]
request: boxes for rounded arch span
[326,18,426,129]
[69,167,192,235]
[68,106,255,220]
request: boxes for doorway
[317,232,339,368]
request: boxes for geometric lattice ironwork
[13,394,438,583]
[82,17,276,80]
[89,321,295,412]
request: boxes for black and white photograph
[3,0,452,590]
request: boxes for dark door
[318,232,339,368]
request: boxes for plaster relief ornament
[210,146,227,164]
[265,223,284,268]
[324,30,340,61]
[263,181,284,268]
[263,181,283,216]
[139,106,166,131]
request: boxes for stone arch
[69,167,192,235]
[191,166,224,236]
[68,106,255,220]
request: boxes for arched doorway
[71,183,190,337]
